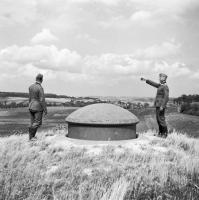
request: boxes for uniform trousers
[29,109,43,139]
[156,107,168,136]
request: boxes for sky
[0,0,199,97]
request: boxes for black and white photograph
[0,0,199,199]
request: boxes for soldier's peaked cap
[159,73,168,78]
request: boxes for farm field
[0,107,77,136]
[0,106,199,137]
[0,97,73,105]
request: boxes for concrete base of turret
[67,123,138,141]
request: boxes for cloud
[0,41,193,84]
[18,63,56,79]
[76,33,98,44]
[72,0,121,5]
[131,11,152,21]
[1,0,199,39]
[31,29,58,44]
[190,70,199,79]
[83,54,190,79]
[129,0,199,15]
[0,0,198,96]
[0,0,37,25]
[153,61,191,77]
[134,41,181,59]
[98,0,199,29]
[1,0,199,29]
[0,44,82,76]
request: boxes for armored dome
[66,103,139,140]
[66,103,139,125]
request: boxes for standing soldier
[28,74,47,140]
[141,73,169,138]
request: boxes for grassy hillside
[0,130,199,200]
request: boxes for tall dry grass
[0,130,198,200]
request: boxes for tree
[144,103,149,108]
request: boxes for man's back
[28,73,47,140]
[29,82,44,111]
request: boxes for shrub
[180,102,199,116]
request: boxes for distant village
[0,95,152,109]
[0,91,157,110]
[0,91,185,111]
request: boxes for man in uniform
[28,74,47,140]
[141,73,169,137]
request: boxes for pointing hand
[141,77,146,81]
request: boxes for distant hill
[0,91,100,100]
[0,91,72,98]
[0,92,102,109]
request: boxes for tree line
[174,94,199,116]
[0,91,71,98]
[173,94,199,104]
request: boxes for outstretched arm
[140,77,160,88]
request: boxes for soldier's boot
[158,126,163,137]
[162,127,168,138]
[32,127,38,138]
[29,127,35,140]
[165,127,168,137]
[29,127,38,140]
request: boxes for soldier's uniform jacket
[146,80,169,108]
[29,82,47,112]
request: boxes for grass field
[0,106,199,138]
[0,107,77,136]
[0,130,199,200]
